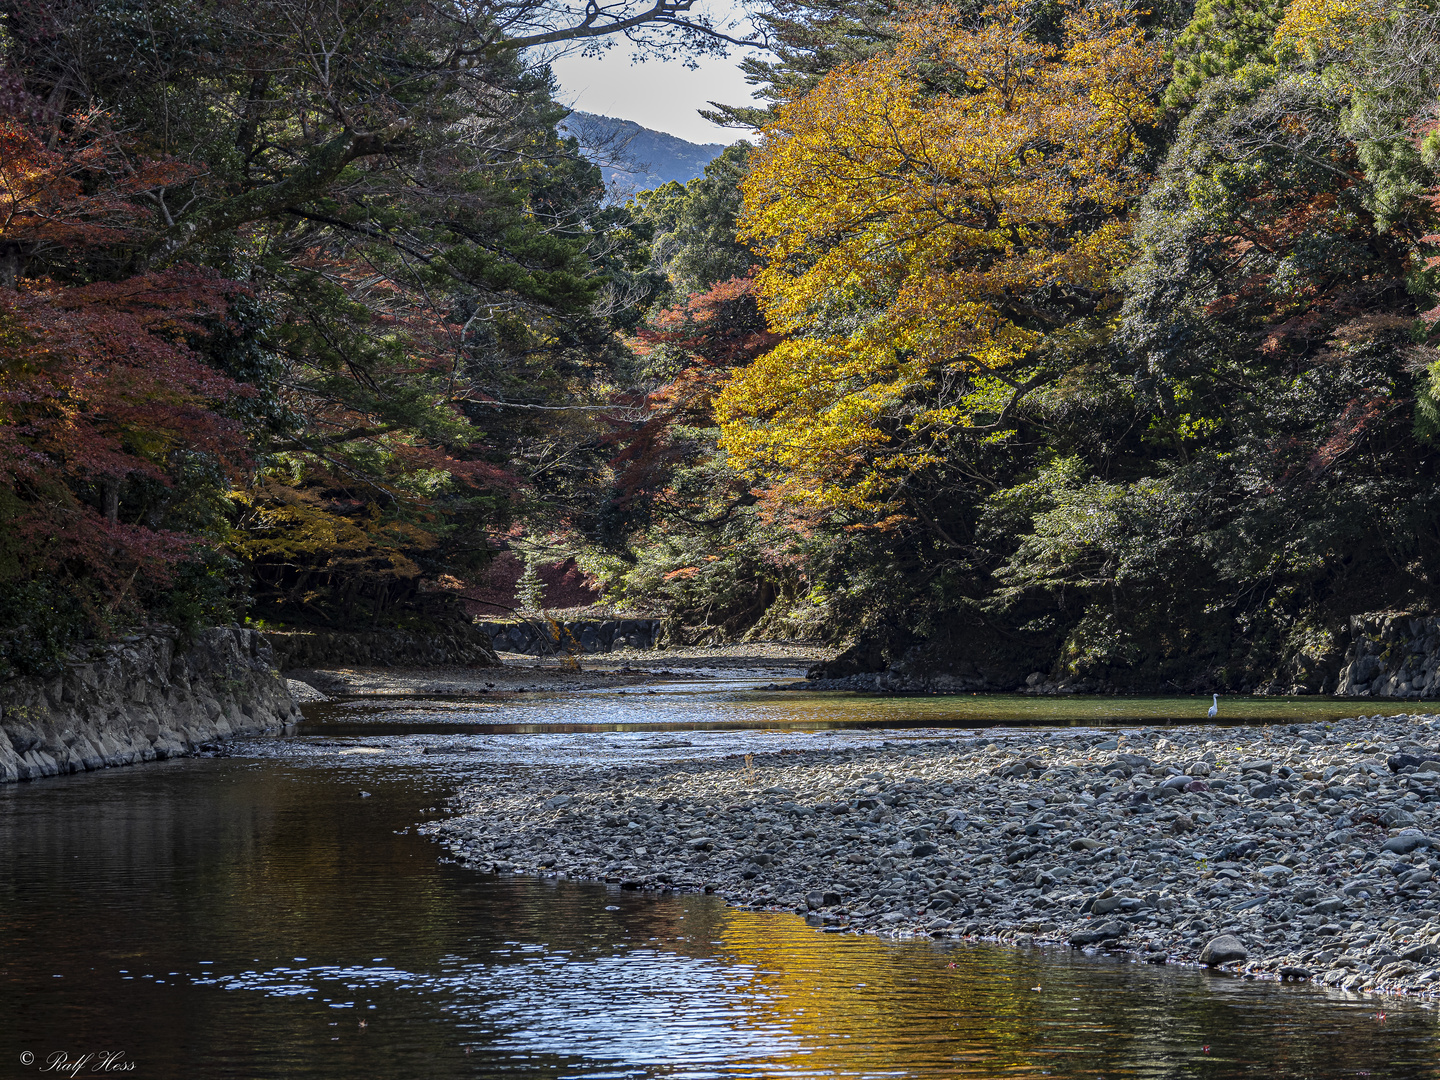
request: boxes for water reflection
[711,913,1440,1078]
[2,722,1440,1078]
[302,684,1421,735]
[276,683,1421,775]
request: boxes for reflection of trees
[8,763,705,1075]
[8,764,1439,1078]
[711,908,1438,1076]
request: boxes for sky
[547,47,762,145]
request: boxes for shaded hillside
[559,111,726,191]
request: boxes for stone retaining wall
[476,618,662,655]
[0,627,300,783]
[1338,614,1440,698]
[261,623,500,670]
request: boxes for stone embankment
[0,627,299,783]
[262,622,499,669]
[476,618,662,656]
[1337,614,1440,699]
[430,713,1440,999]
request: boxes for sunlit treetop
[1273,0,1393,59]
[715,0,1166,514]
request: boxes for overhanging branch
[499,0,771,50]
[147,123,409,264]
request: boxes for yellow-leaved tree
[715,0,1165,513]
[1273,0,1390,58]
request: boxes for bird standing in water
[1207,694,1219,718]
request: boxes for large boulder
[1199,934,1248,966]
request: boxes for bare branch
[494,0,773,51]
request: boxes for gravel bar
[285,642,828,698]
[426,712,1440,999]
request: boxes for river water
[3,679,1440,1079]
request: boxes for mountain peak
[560,111,728,193]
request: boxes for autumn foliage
[0,0,647,649]
[4,0,1440,691]
[717,0,1166,512]
[0,111,191,264]
[611,276,777,516]
[0,116,249,658]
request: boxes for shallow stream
[3,680,1439,1078]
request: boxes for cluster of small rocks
[476,619,663,656]
[428,713,1440,999]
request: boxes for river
[3,677,1439,1078]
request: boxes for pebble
[424,713,1440,1000]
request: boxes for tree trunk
[0,244,23,290]
[102,479,120,525]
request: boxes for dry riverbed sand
[427,711,1440,1000]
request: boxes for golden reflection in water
[307,691,1422,737]
[703,907,1440,1079]
[714,909,1062,1076]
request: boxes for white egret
[1207,694,1218,719]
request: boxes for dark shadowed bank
[807,614,1440,700]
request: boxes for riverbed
[3,674,1440,1078]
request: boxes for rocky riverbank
[803,610,1440,696]
[476,618,663,655]
[0,627,299,783]
[1337,613,1440,698]
[428,712,1440,999]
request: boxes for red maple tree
[0,111,249,614]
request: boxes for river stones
[424,709,1440,1002]
[1381,832,1434,854]
[1199,935,1248,966]
[285,678,329,702]
[1070,921,1126,947]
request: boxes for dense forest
[0,0,1436,694]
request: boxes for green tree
[1164,0,1285,109]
